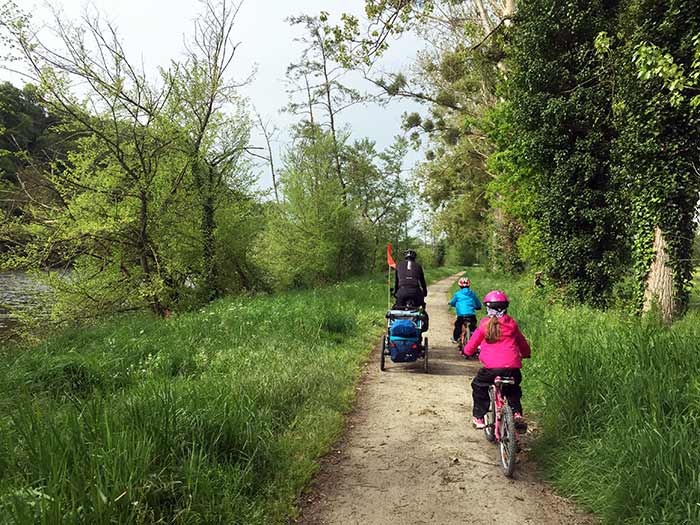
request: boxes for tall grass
[466,268,700,524]
[0,267,458,524]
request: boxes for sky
[6,0,427,192]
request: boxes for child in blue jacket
[449,277,481,343]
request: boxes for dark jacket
[394,260,427,297]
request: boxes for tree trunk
[202,189,217,301]
[474,0,494,35]
[320,43,347,204]
[139,189,164,315]
[257,113,279,204]
[304,73,316,129]
[643,226,675,323]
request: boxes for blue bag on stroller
[388,319,420,362]
[389,319,418,338]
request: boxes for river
[0,271,51,338]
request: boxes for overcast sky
[7,0,427,191]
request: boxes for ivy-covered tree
[610,0,700,320]
[502,0,627,304]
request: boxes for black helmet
[404,249,417,260]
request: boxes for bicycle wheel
[483,387,496,443]
[498,404,517,477]
[380,335,387,371]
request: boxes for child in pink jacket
[463,290,530,429]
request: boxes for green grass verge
[0,267,458,524]
[460,268,700,525]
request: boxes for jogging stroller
[380,307,429,373]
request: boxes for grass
[0,267,458,524]
[461,267,700,525]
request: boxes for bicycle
[458,316,479,359]
[483,376,521,477]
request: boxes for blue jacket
[449,288,482,316]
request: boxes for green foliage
[258,127,411,289]
[0,82,71,255]
[502,0,627,305]
[1,2,266,325]
[609,0,700,315]
[634,32,700,108]
[260,136,366,289]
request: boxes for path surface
[297,274,595,525]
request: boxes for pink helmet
[458,277,470,288]
[483,290,509,307]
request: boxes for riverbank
[0,267,458,523]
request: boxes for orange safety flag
[387,243,397,269]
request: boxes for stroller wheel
[380,335,387,371]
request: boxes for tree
[286,13,368,202]
[2,5,182,314]
[259,128,367,288]
[169,0,254,300]
[0,82,72,257]
[609,0,700,321]
[344,136,413,270]
[328,1,519,268]
[493,0,630,304]
[1,0,261,319]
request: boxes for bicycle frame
[485,375,519,477]
[458,316,476,351]
[491,377,512,441]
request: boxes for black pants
[394,286,425,309]
[394,287,428,332]
[471,368,523,418]
[453,315,477,341]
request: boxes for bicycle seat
[494,376,515,385]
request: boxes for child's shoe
[514,413,528,431]
[472,417,486,429]
[450,337,458,344]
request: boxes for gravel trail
[296,274,595,525]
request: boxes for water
[0,271,51,337]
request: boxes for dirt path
[296,274,595,525]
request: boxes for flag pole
[386,242,396,311]
[387,265,391,311]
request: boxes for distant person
[393,249,429,331]
[463,290,530,430]
[393,249,428,310]
[449,277,481,343]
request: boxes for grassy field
[463,268,700,524]
[0,267,457,524]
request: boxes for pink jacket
[463,315,531,369]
